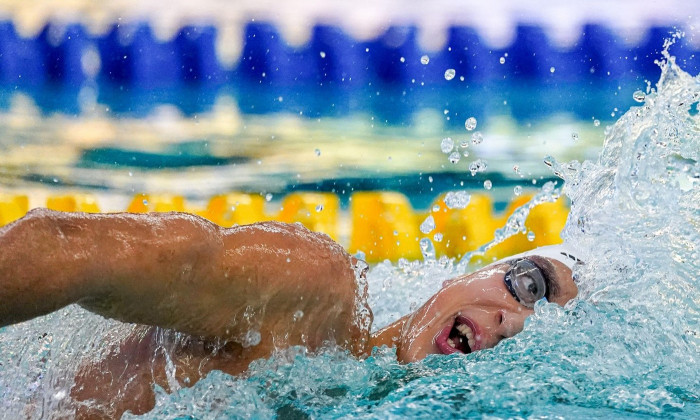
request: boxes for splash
[1,46,699,418]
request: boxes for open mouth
[435,316,478,355]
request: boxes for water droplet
[465,117,477,131]
[484,180,493,190]
[419,238,436,261]
[514,185,523,196]
[527,231,536,242]
[315,204,324,212]
[444,69,456,80]
[449,151,461,163]
[571,132,579,141]
[469,159,488,176]
[471,131,483,145]
[420,215,436,234]
[499,56,506,64]
[319,51,326,58]
[241,330,261,348]
[433,233,443,242]
[444,190,471,209]
[633,90,646,103]
[265,193,273,201]
[420,55,430,65]
[440,137,454,153]
[593,119,601,127]
[315,148,321,156]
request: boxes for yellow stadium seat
[482,194,569,261]
[46,194,100,213]
[0,194,28,226]
[430,193,496,260]
[350,191,421,262]
[276,192,339,240]
[127,193,186,213]
[206,193,267,227]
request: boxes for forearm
[0,209,97,326]
[0,208,226,329]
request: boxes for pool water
[1,46,699,419]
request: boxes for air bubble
[499,57,506,64]
[484,180,493,190]
[514,185,523,196]
[433,233,443,242]
[265,193,273,202]
[420,55,430,65]
[315,205,324,212]
[513,164,521,175]
[471,131,483,144]
[633,90,646,103]
[550,66,555,73]
[315,148,321,156]
[449,151,461,163]
[465,117,477,131]
[440,137,454,153]
[594,119,601,127]
[444,69,456,80]
[527,231,536,242]
[571,132,579,141]
[432,205,440,212]
[459,140,469,148]
[420,215,436,234]
[319,51,326,58]
[293,310,304,322]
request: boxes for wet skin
[370,256,578,362]
[0,210,578,418]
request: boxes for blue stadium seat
[98,23,179,89]
[0,21,45,86]
[310,24,367,87]
[38,23,94,86]
[175,25,224,86]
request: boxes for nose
[495,308,533,341]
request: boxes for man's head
[395,245,581,362]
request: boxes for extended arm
[0,209,370,354]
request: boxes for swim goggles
[504,258,547,308]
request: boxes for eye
[504,259,547,307]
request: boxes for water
[1,49,699,418]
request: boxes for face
[395,255,578,362]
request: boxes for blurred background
[0,0,698,260]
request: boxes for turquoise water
[1,45,699,418]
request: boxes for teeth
[456,323,473,339]
[456,323,476,350]
[447,338,456,348]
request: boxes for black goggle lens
[504,258,547,308]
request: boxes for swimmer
[0,209,580,418]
